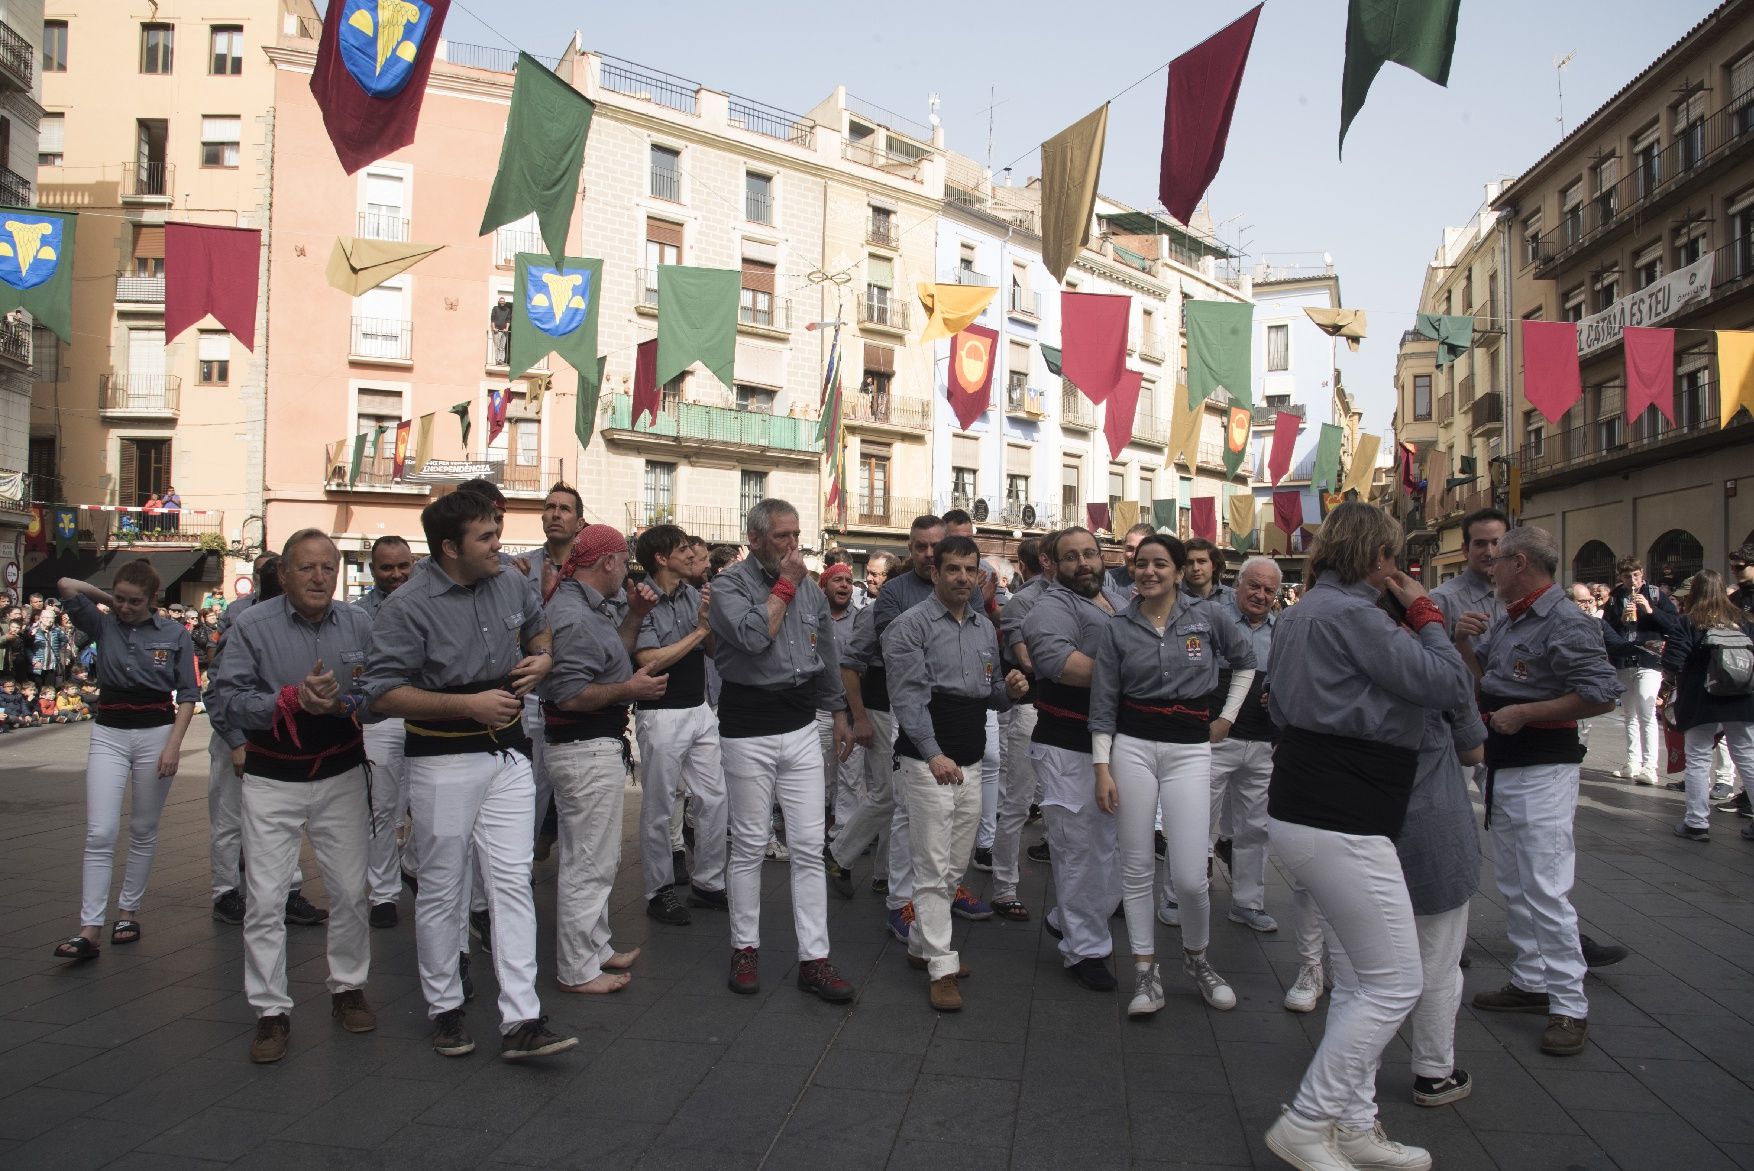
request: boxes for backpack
[1703,627,1754,697]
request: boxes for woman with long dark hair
[1662,569,1754,842]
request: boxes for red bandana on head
[548,524,626,601]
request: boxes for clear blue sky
[450,0,1718,435]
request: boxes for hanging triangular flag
[1415,312,1473,368]
[947,325,999,431]
[918,283,996,343]
[1166,383,1204,468]
[1311,423,1344,491]
[632,338,661,428]
[655,266,739,391]
[1521,320,1583,424]
[1339,0,1462,154]
[325,236,444,296]
[1061,291,1130,404]
[1114,500,1141,534]
[1227,494,1256,551]
[348,433,365,486]
[511,253,603,381]
[166,224,260,350]
[0,206,76,343]
[310,0,451,174]
[24,504,45,553]
[449,401,471,447]
[1159,4,1262,224]
[1398,441,1420,499]
[391,418,413,480]
[1623,327,1675,425]
[1224,405,1251,478]
[1186,300,1253,409]
[818,324,848,525]
[1341,433,1380,497]
[1151,499,1178,533]
[525,371,551,417]
[1190,497,1217,543]
[575,355,608,452]
[1273,490,1304,536]
[412,413,434,474]
[486,389,509,446]
[52,506,78,557]
[1716,330,1754,429]
[1304,307,1369,351]
[479,54,594,263]
[1102,370,1145,461]
[1267,411,1300,485]
[1040,104,1109,284]
[1086,503,1112,535]
[369,424,387,461]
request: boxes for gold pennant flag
[1340,433,1380,497]
[1716,330,1754,428]
[1166,383,1204,467]
[918,283,997,343]
[325,237,445,296]
[1263,524,1289,555]
[1508,463,1522,517]
[1227,494,1256,546]
[524,371,552,418]
[1040,104,1109,283]
[1114,500,1140,533]
[413,412,435,473]
[1303,307,1368,351]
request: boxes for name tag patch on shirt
[504,611,525,629]
[342,650,367,679]
[1185,635,1204,661]
[1513,659,1529,682]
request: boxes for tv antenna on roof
[1555,51,1576,136]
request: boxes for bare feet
[602,948,641,971]
[558,971,630,994]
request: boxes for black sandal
[111,920,141,945]
[53,936,100,961]
[992,898,1031,922]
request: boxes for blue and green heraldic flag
[0,207,75,344]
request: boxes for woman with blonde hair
[1661,569,1754,842]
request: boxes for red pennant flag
[632,338,660,427]
[1102,369,1145,460]
[1521,320,1584,424]
[311,0,452,174]
[1061,291,1131,404]
[391,419,413,480]
[1273,490,1304,535]
[1624,326,1676,425]
[1399,441,1420,497]
[486,388,509,445]
[1085,503,1112,534]
[1267,410,1299,485]
[1191,497,1217,542]
[947,325,999,431]
[165,224,261,350]
[1159,4,1263,224]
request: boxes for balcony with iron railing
[0,19,32,90]
[624,501,746,544]
[0,316,30,368]
[484,329,550,373]
[726,95,816,149]
[437,41,559,74]
[358,211,410,242]
[845,390,931,431]
[1437,390,1455,422]
[1008,287,1042,319]
[115,275,166,304]
[100,372,180,417]
[1251,402,1305,425]
[604,393,816,454]
[948,267,991,287]
[1515,376,1744,485]
[859,287,910,332]
[121,161,173,201]
[1131,407,1166,444]
[107,506,225,546]
[842,494,936,532]
[1139,330,1166,362]
[866,214,899,249]
[497,455,565,497]
[0,163,30,207]
[842,136,928,177]
[598,54,699,115]
[744,189,772,225]
[1003,372,1048,418]
[738,298,792,332]
[650,167,681,203]
[350,317,413,363]
[1470,391,1504,433]
[1061,382,1095,430]
[494,228,543,268]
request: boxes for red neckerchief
[1505,583,1552,623]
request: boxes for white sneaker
[1265,1107,1351,1171]
[1127,962,1165,1017]
[1156,892,1180,927]
[1283,963,1324,1013]
[1640,767,1662,786]
[1611,764,1633,779]
[764,838,790,862]
[1184,951,1236,1011]
[1336,1120,1432,1170]
[1229,906,1279,933]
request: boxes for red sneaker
[727,947,760,995]
[797,957,855,1003]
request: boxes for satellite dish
[972,498,990,523]
[1021,504,1037,527]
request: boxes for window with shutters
[1673,90,1706,171]
[353,280,410,360]
[197,332,229,385]
[1560,180,1584,245]
[132,225,164,278]
[1594,384,1623,450]
[120,439,171,506]
[1674,224,1708,268]
[862,342,894,413]
[1107,469,1124,515]
[1563,286,1586,323]
[650,145,680,202]
[734,385,775,413]
[644,219,682,305]
[210,25,243,75]
[485,389,541,490]
[28,437,60,501]
[1593,154,1620,223]
[643,461,676,521]
[37,113,63,167]
[42,21,67,72]
[355,387,404,438]
[1676,359,1709,429]
[1061,463,1079,520]
[1523,410,1545,457]
[1634,242,1662,289]
[951,467,977,505]
[745,172,772,225]
[1266,323,1289,372]
[1632,125,1661,198]
[1006,474,1029,509]
[661,373,686,412]
[1733,195,1754,279]
[361,170,408,241]
[200,116,240,168]
[859,452,889,522]
[739,470,768,517]
[1522,212,1543,266]
[1733,52,1754,132]
[865,254,895,323]
[740,259,775,327]
[31,325,58,382]
[140,23,173,74]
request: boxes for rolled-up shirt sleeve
[1450,702,1487,755]
[709,566,775,656]
[64,593,105,641]
[841,607,874,673]
[210,622,274,732]
[1024,600,1080,683]
[360,600,420,701]
[172,628,199,705]
[883,613,939,759]
[1550,615,1625,704]
[1087,621,1121,736]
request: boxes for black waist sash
[245,709,366,782]
[895,691,988,765]
[96,686,175,729]
[1268,724,1420,840]
[1031,678,1092,753]
[404,680,531,758]
[637,645,707,711]
[542,701,630,744]
[862,664,891,713]
[1479,693,1583,828]
[719,681,817,739]
[1223,670,1274,742]
[1116,696,1211,744]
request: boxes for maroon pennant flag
[1190,496,1217,542]
[1102,369,1145,460]
[486,387,509,445]
[1273,490,1304,535]
[1624,326,1676,425]
[165,224,261,350]
[1267,410,1299,485]
[1085,503,1112,534]
[947,325,999,431]
[311,0,452,174]
[1159,4,1263,224]
[631,339,661,427]
[1061,291,1131,404]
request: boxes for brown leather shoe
[1470,983,1550,1014]
[331,989,377,1033]
[907,953,971,977]
[250,1014,290,1063]
[929,974,962,1012]
[1540,1013,1588,1055]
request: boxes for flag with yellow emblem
[511,253,602,383]
[311,0,452,174]
[0,206,75,343]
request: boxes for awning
[90,549,208,591]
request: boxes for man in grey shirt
[1182,538,1234,606]
[1430,507,1506,634]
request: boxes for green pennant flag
[479,54,594,263]
[52,506,78,557]
[1186,300,1253,410]
[0,207,77,344]
[347,433,365,487]
[575,354,608,452]
[1151,499,1178,532]
[511,253,603,383]
[655,266,739,391]
[449,402,472,447]
[1339,0,1462,154]
[1040,343,1064,376]
[1414,312,1473,368]
[1311,423,1344,491]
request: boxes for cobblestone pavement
[0,715,1750,1169]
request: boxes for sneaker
[1214,836,1233,874]
[501,1015,578,1060]
[1156,893,1180,928]
[870,878,888,895]
[1716,790,1753,816]
[1284,963,1324,1013]
[951,886,993,921]
[1674,820,1710,842]
[727,947,760,995]
[432,1008,474,1057]
[1066,956,1116,992]
[1412,1069,1473,1107]
[672,849,689,887]
[1184,951,1236,1010]
[1027,803,1041,823]
[1580,934,1628,969]
[469,909,492,953]
[797,957,855,1002]
[369,901,399,929]
[1471,983,1549,1013]
[459,952,474,1002]
[212,889,244,925]
[284,890,328,926]
[331,989,376,1033]
[687,884,728,910]
[825,856,856,899]
[1228,906,1278,933]
[886,903,914,944]
[646,887,691,926]
[1127,962,1165,1017]
[249,1014,290,1064]
[1265,1106,1350,1171]
[971,846,993,873]
[1663,779,1685,792]
[929,974,962,1011]
[1335,1120,1432,1170]
[765,838,791,863]
[1611,765,1633,779]
[1025,840,1051,863]
[1540,1013,1589,1056]
[1636,768,1661,786]
[1709,781,1734,802]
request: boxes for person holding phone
[1604,555,1678,784]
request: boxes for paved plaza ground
[0,714,1751,1169]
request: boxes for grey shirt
[1431,567,1499,636]
[634,580,703,653]
[353,585,391,623]
[1396,702,1487,915]
[1089,594,1256,735]
[540,579,632,705]
[1475,585,1622,706]
[882,594,1009,759]
[1267,574,1474,751]
[708,557,846,710]
[843,604,876,674]
[828,605,858,663]
[1186,580,1235,607]
[210,596,375,732]
[1000,576,1047,661]
[869,569,937,669]
[1022,581,1131,685]
[64,594,198,703]
[360,558,547,699]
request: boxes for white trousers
[1617,666,1662,773]
[1289,882,1327,968]
[1209,737,1273,912]
[992,703,1038,902]
[817,709,865,829]
[210,733,306,899]
[1269,817,1422,1130]
[976,710,1001,849]
[82,724,176,927]
[1408,904,1468,1079]
[407,750,540,1029]
[362,718,407,904]
[722,723,830,960]
[1683,722,1754,829]
[638,704,727,899]
[241,769,371,1015]
[1489,763,1587,1019]
[1113,735,1211,955]
[1033,743,1118,963]
[831,708,905,906]
[899,756,983,979]
[548,738,626,985]
[523,697,550,845]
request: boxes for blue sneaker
[887,903,914,943]
[951,885,993,921]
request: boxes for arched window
[1647,529,1704,591]
[1572,540,1616,585]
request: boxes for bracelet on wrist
[771,578,798,604]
